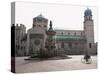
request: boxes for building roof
[55,30,83,34]
[84,8,92,16]
[55,35,86,41]
[36,14,44,18]
[55,30,83,32]
[34,14,47,20]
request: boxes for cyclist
[84,54,91,63]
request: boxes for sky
[15,2,97,42]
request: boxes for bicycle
[81,57,92,64]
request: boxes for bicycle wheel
[81,58,86,63]
[86,58,92,64]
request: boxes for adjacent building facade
[14,24,26,56]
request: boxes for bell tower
[27,14,48,56]
[84,8,94,54]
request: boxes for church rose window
[34,39,40,46]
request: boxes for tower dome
[84,8,92,16]
[34,14,47,20]
[36,14,44,18]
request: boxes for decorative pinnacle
[49,20,52,29]
[87,6,89,9]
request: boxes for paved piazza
[15,55,97,73]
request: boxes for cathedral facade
[14,8,97,56]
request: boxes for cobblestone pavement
[15,55,97,73]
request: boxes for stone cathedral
[14,8,97,56]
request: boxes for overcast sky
[15,2,97,42]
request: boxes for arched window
[44,25,47,27]
[68,43,72,48]
[38,25,41,27]
[61,32,64,35]
[33,24,36,27]
[74,32,76,35]
[75,42,78,48]
[68,32,70,35]
[61,42,64,48]
[84,26,86,30]
[81,32,82,36]
[89,43,92,48]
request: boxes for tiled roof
[55,35,86,41]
